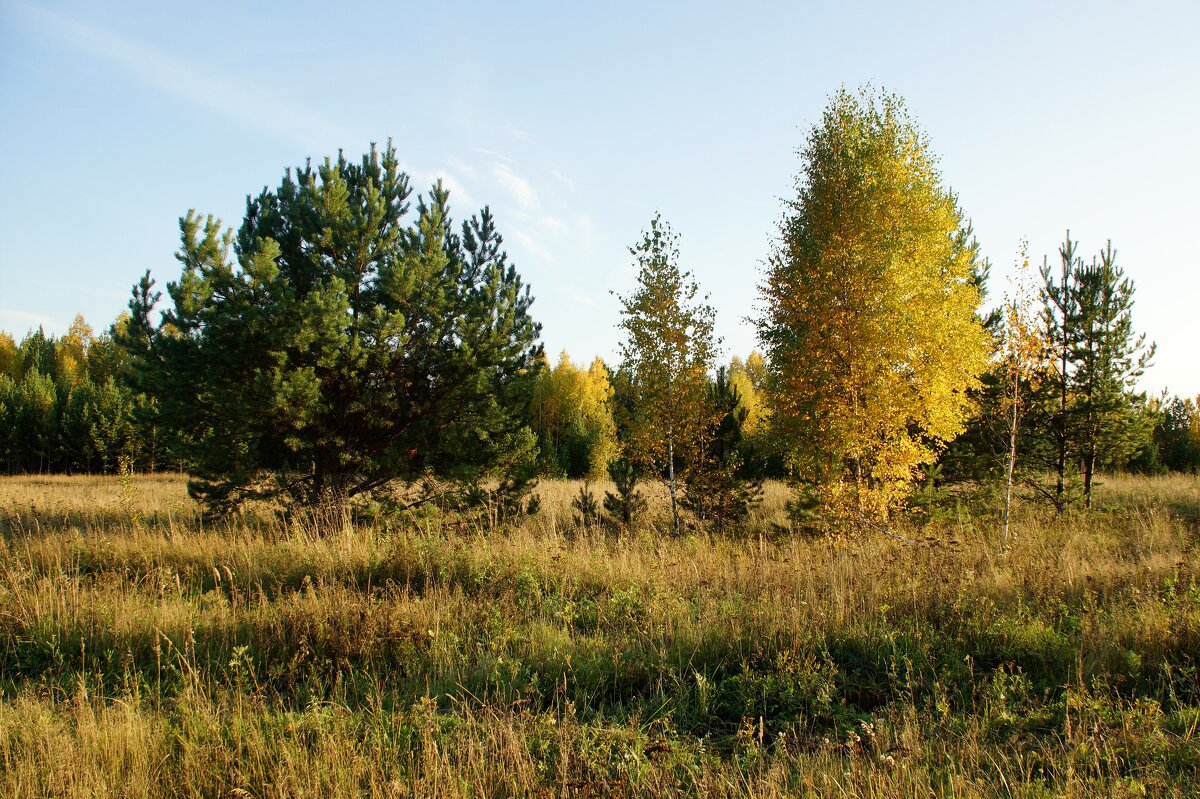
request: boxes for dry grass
[1,473,1198,797]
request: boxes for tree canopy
[758,88,991,524]
[123,143,543,512]
[530,351,618,480]
[616,214,718,535]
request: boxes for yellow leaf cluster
[0,332,17,379]
[530,351,618,479]
[54,314,94,387]
[728,355,769,436]
[762,88,991,521]
[998,243,1052,409]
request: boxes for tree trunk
[312,462,325,506]
[853,458,863,516]
[1055,345,1068,514]
[1083,440,1096,509]
[1002,376,1019,550]
[667,435,679,537]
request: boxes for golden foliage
[760,88,991,522]
[998,244,1051,395]
[530,351,618,479]
[54,313,94,387]
[0,332,16,379]
[617,215,718,473]
[728,356,768,436]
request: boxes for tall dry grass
[1,473,1197,797]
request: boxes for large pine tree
[123,143,543,513]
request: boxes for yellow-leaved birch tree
[998,243,1050,548]
[758,88,990,527]
[617,214,717,536]
[530,351,618,480]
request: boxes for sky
[1,0,1196,397]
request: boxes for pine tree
[1151,395,1200,473]
[1033,233,1154,509]
[602,456,648,532]
[122,142,542,514]
[1037,233,1084,512]
[681,367,764,531]
[1070,241,1154,505]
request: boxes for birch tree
[616,214,717,536]
[997,243,1049,548]
[758,88,990,527]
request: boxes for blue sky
[1,1,1197,396]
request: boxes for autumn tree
[758,88,990,527]
[996,243,1050,547]
[0,333,18,379]
[530,351,618,479]
[616,214,718,536]
[55,315,94,387]
[122,143,542,513]
[728,352,768,438]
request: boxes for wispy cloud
[420,155,573,262]
[15,4,352,150]
[491,162,539,211]
[0,309,63,335]
[550,169,576,191]
[434,171,478,213]
[512,229,553,262]
[487,162,571,238]
[404,165,478,213]
[539,215,568,235]
[475,148,516,165]
[444,157,479,179]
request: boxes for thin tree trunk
[667,435,679,537]
[853,458,863,516]
[1002,376,1019,550]
[1056,344,1068,513]
[1084,439,1096,509]
[313,462,325,506]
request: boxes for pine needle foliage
[122,142,543,514]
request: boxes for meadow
[0,474,1197,797]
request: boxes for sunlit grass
[1,473,1197,797]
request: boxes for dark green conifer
[123,142,543,513]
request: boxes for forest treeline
[0,316,173,475]
[2,88,1197,528]
[2,269,1196,511]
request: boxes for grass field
[1,474,1197,797]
